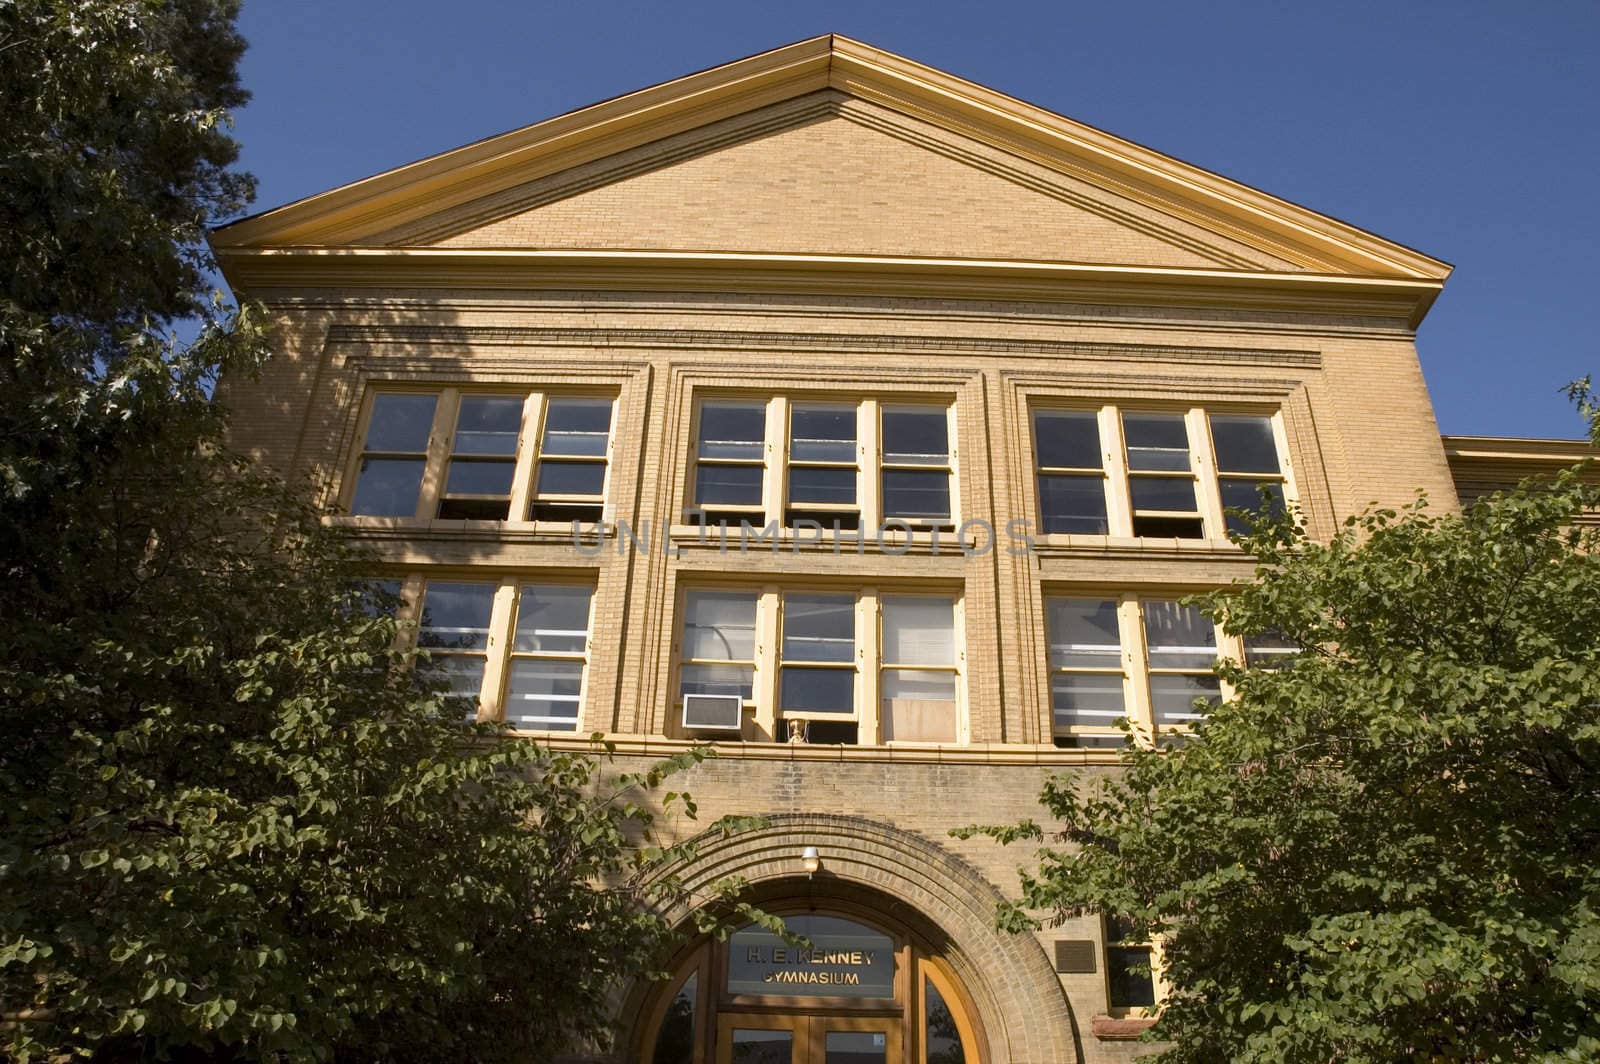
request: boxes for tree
[1,4,752,1059]
[963,394,1600,1062]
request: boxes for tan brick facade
[213,34,1469,1064]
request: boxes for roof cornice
[214,246,1444,326]
[210,35,1451,292]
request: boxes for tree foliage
[1,3,752,1059]
[965,402,1600,1062]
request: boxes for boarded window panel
[880,669,957,742]
[682,592,757,662]
[697,403,766,459]
[1210,414,1280,474]
[512,586,592,655]
[1038,474,1108,534]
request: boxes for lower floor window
[1046,594,1225,748]
[675,586,964,745]
[407,575,595,731]
[1105,916,1158,1010]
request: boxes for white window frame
[392,573,596,733]
[671,585,966,745]
[341,387,616,525]
[1044,592,1242,748]
[685,396,960,534]
[1030,403,1296,543]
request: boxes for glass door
[717,1015,898,1064]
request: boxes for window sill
[325,515,607,542]
[1033,534,1247,558]
[668,523,977,556]
[1091,1015,1158,1041]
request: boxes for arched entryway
[627,814,1078,1064]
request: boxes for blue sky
[231,0,1599,439]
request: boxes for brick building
[210,35,1586,1064]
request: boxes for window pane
[1107,945,1156,1008]
[351,458,425,516]
[651,971,697,1064]
[1219,478,1286,534]
[1034,409,1102,469]
[682,591,757,661]
[882,596,955,666]
[537,460,607,498]
[418,582,495,651]
[730,1029,792,1064]
[1144,601,1217,668]
[504,659,583,730]
[364,393,437,453]
[444,457,515,497]
[695,463,764,506]
[782,594,855,663]
[1129,476,1197,514]
[881,669,957,743]
[1245,629,1299,668]
[680,663,754,700]
[925,978,967,1064]
[1052,673,1126,727]
[452,395,522,455]
[356,579,404,618]
[780,667,855,713]
[824,1030,887,1063]
[1038,475,1108,534]
[790,405,856,463]
[882,406,949,464]
[1151,674,1221,726]
[1210,414,1280,474]
[542,398,612,457]
[428,654,486,703]
[788,466,856,506]
[1046,599,1121,668]
[882,469,950,519]
[513,585,592,654]
[698,402,766,460]
[1123,412,1191,471]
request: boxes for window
[674,587,964,745]
[1030,404,1291,541]
[688,397,956,532]
[1045,595,1225,747]
[1105,916,1156,1010]
[411,576,595,730]
[345,389,614,524]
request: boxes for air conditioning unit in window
[682,693,743,733]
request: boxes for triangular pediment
[212,35,1450,287]
[384,96,1288,271]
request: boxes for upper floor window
[346,389,614,523]
[674,586,963,746]
[1045,595,1223,748]
[689,397,957,533]
[1030,406,1291,541]
[406,575,595,732]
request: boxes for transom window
[1030,405,1292,541]
[689,397,957,532]
[1045,595,1229,748]
[400,576,596,731]
[346,389,614,524]
[674,587,964,745]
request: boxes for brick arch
[635,813,1079,1064]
